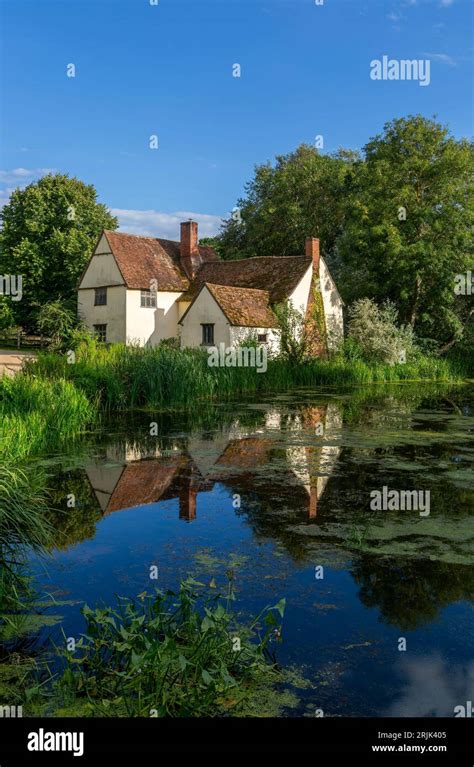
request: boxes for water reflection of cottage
[84,404,341,521]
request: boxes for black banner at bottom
[0,717,472,762]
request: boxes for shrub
[348,298,416,365]
[273,302,306,363]
[36,300,89,351]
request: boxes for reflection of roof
[105,458,185,513]
[102,231,217,291]
[214,438,273,468]
[180,283,278,328]
[180,256,311,303]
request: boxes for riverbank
[0,339,470,463]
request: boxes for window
[93,324,107,343]
[201,323,214,345]
[94,287,107,306]
[141,289,157,308]
[257,333,268,343]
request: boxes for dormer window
[141,289,157,308]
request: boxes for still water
[26,383,474,717]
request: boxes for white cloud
[386,655,474,717]
[0,167,54,184]
[440,0,454,6]
[111,208,224,240]
[423,51,457,66]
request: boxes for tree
[36,299,80,350]
[0,173,118,330]
[198,236,225,259]
[0,298,15,332]
[217,145,358,261]
[335,116,474,349]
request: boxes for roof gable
[77,231,125,289]
[104,231,190,291]
[179,282,278,328]
[205,283,278,327]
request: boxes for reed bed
[0,375,97,462]
[28,340,463,413]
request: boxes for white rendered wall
[77,285,127,343]
[179,287,231,348]
[125,290,181,346]
[320,257,344,349]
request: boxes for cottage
[77,220,343,353]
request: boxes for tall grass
[0,465,54,614]
[0,375,97,462]
[28,339,464,412]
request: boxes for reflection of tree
[235,488,316,563]
[351,554,474,631]
[46,472,102,549]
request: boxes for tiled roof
[180,256,312,303]
[103,231,218,291]
[204,283,278,328]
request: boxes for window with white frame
[140,289,157,308]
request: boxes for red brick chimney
[180,220,200,278]
[179,484,197,522]
[305,237,320,272]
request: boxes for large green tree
[218,145,358,260]
[0,173,118,329]
[335,116,474,347]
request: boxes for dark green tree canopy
[0,173,118,329]
[218,144,358,260]
[336,116,474,346]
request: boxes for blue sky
[0,0,472,239]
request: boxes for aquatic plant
[55,578,286,717]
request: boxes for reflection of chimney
[305,237,320,273]
[179,484,197,521]
[309,485,318,519]
[180,220,200,279]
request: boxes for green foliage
[0,173,117,330]
[273,302,307,363]
[348,298,416,365]
[217,144,357,260]
[37,299,84,350]
[0,298,15,332]
[56,579,285,717]
[336,115,474,348]
[0,374,97,462]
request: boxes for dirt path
[0,349,36,377]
